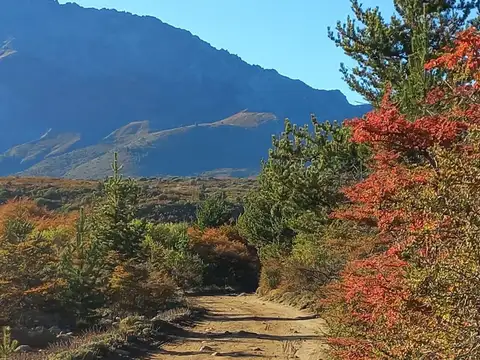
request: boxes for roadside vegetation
[0,154,257,358]
[238,0,480,358]
[3,0,480,359]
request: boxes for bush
[108,262,177,316]
[0,200,71,327]
[149,246,204,289]
[42,188,61,200]
[281,234,338,293]
[145,222,189,251]
[188,225,259,292]
[258,259,283,294]
[162,249,204,289]
[0,155,199,334]
[35,197,62,210]
[144,222,204,289]
[195,191,233,229]
[322,29,480,358]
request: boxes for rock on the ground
[14,345,33,353]
[200,345,214,352]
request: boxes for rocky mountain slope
[0,0,370,178]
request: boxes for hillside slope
[0,0,370,178]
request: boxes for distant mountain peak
[213,111,277,128]
[103,121,151,143]
[0,0,370,178]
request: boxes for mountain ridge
[0,0,370,178]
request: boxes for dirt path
[151,294,329,360]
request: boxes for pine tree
[60,207,106,318]
[196,191,232,229]
[91,152,146,259]
[328,0,476,105]
[238,116,369,248]
[0,327,18,360]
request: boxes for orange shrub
[108,262,176,316]
[0,199,76,235]
[0,200,76,327]
[188,225,259,291]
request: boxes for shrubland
[4,1,480,358]
[0,155,258,358]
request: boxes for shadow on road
[168,328,323,342]
[204,313,319,322]
[156,349,265,357]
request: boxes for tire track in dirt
[150,294,328,359]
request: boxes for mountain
[0,0,370,178]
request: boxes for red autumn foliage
[425,27,480,77]
[344,93,468,152]
[325,27,480,359]
[340,254,409,326]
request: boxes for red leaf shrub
[324,27,480,359]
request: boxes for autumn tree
[328,0,477,105]
[324,27,480,359]
[0,200,72,326]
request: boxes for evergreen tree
[328,0,477,105]
[237,177,290,249]
[196,191,232,229]
[91,152,146,259]
[398,3,431,117]
[59,207,106,318]
[0,327,18,360]
[238,116,369,249]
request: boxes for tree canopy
[328,0,478,105]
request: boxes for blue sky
[58,0,395,105]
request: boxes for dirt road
[151,294,328,360]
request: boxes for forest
[3,0,480,359]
